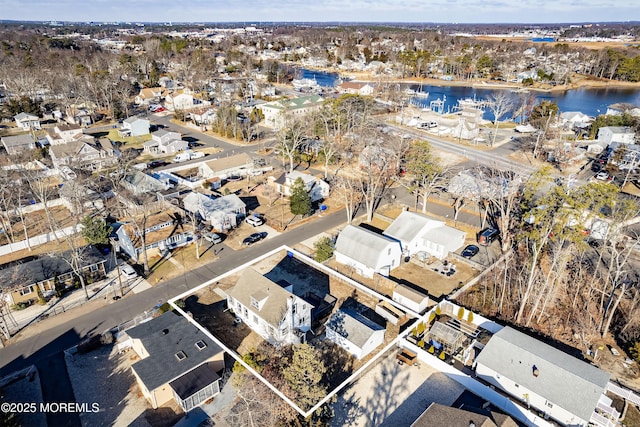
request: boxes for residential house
[198,153,254,179]
[135,87,163,105]
[258,95,324,130]
[336,81,375,96]
[226,268,313,345]
[1,134,36,155]
[49,137,118,171]
[0,246,107,306]
[114,211,193,261]
[121,117,150,137]
[14,112,41,131]
[451,108,483,141]
[143,130,188,155]
[597,126,636,145]
[182,192,246,231]
[560,111,593,131]
[59,180,110,214]
[325,306,386,359]
[383,211,466,260]
[189,108,216,126]
[392,282,430,314]
[165,91,211,112]
[121,171,177,197]
[46,124,84,146]
[411,402,518,427]
[334,225,402,278]
[124,311,225,411]
[271,170,330,202]
[474,326,615,427]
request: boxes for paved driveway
[331,350,465,427]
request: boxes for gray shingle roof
[475,326,610,422]
[325,308,384,348]
[0,246,106,291]
[1,134,35,148]
[412,402,518,427]
[127,311,223,392]
[335,225,399,269]
[226,268,294,328]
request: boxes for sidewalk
[5,265,153,336]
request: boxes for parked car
[478,228,499,246]
[595,170,613,182]
[242,232,267,246]
[245,215,265,227]
[203,232,222,244]
[461,245,479,258]
[120,263,138,280]
[148,160,168,168]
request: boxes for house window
[514,383,519,388]
[195,340,207,351]
[252,315,259,324]
[89,264,98,272]
[250,297,259,310]
[175,351,187,361]
[20,285,35,296]
[545,401,553,408]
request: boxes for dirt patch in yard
[65,343,151,427]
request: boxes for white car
[595,171,612,181]
[120,263,138,280]
[245,216,265,227]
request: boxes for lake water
[408,84,640,120]
[299,68,341,87]
[298,68,640,120]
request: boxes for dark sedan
[461,244,479,258]
[242,232,267,246]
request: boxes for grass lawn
[106,129,151,149]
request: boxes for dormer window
[195,340,207,351]
[175,351,187,361]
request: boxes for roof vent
[469,422,476,427]
[162,329,169,335]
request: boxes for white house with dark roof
[124,311,225,411]
[46,124,84,146]
[474,326,615,427]
[226,268,313,345]
[14,112,40,130]
[1,134,36,155]
[182,192,246,231]
[383,211,466,260]
[334,225,402,278]
[325,307,386,359]
[258,95,324,130]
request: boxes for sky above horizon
[1,0,638,24]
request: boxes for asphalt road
[0,208,348,377]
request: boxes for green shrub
[629,342,640,363]
[418,340,425,349]
[467,311,474,323]
[313,236,334,262]
[158,302,173,314]
[457,307,465,320]
[428,345,435,354]
[435,305,441,316]
[439,351,446,360]
[11,302,30,311]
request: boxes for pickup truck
[396,348,418,366]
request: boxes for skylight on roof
[175,351,187,361]
[195,340,207,351]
